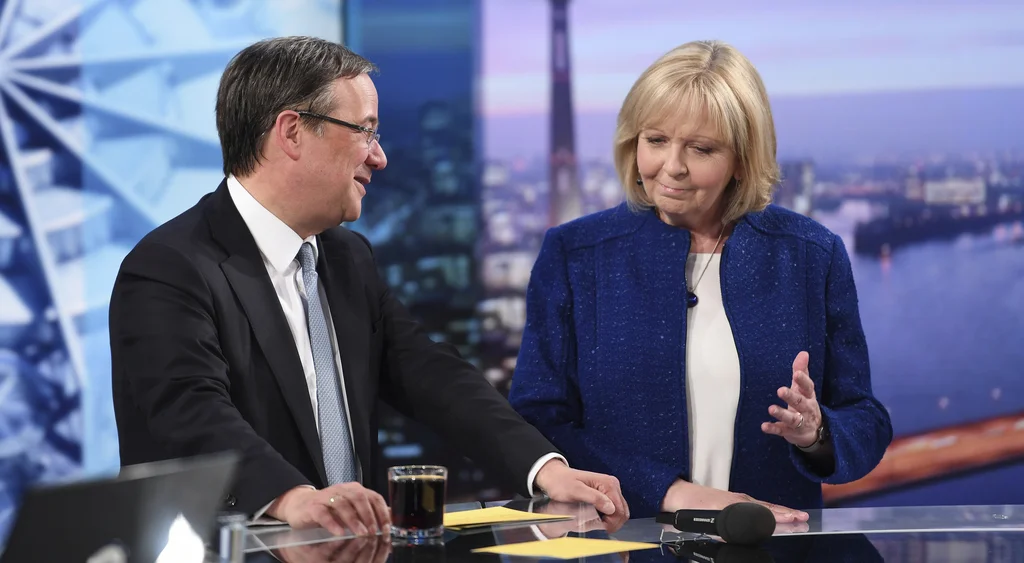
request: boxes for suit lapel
[206,183,328,486]
[316,234,373,484]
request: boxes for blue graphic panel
[0,0,341,545]
[344,0,496,501]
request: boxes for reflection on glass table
[262,535,392,563]
[602,505,1024,548]
[244,501,485,553]
[242,529,1024,563]
[242,502,1024,562]
[814,504,1024,534]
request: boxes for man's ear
[271,110,305,162]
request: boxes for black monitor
[1,451,238,563]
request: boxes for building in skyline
[547,0,583,228]
[778,161,815,215]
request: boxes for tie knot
[297,242,317,272]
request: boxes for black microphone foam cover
[716,502,775,545]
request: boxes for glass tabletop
[240,501,1024,563]
[626,504,1024,542]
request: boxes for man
[109,36,628,535]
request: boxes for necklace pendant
[686,291,699,308]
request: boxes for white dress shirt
[227,177,561,520]
[684,253,741,491]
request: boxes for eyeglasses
[297,110,380,149]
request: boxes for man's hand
[533,460,629,525]
[267,483,391,536]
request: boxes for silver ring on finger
[329,496,337,504]
[795,413,804,429]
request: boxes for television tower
[548,0,582,227]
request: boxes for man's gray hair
[216,36,377,177]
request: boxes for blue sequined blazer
[509,202,893,517]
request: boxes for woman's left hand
[761,351,822,448]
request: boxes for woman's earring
[636,177,643,185]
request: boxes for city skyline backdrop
[481,0,1024,163]
[473,0,1024,507]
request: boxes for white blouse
[684,253,741,491]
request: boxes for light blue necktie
[297,242,358,485]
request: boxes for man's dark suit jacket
[110,181,556,515]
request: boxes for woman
[509,40,892,521]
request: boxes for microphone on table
[666,540,774,563]
[656,502,775,545]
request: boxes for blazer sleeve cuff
[250,484,317,523]
[527,453,568,497]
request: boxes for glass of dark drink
[388,465,447,543]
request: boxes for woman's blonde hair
[614,40,779,224]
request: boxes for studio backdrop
[1,2,1022,548]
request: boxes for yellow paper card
[472,537,660,559]
[443,506,573,528]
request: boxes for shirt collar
[226,175,317,273]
